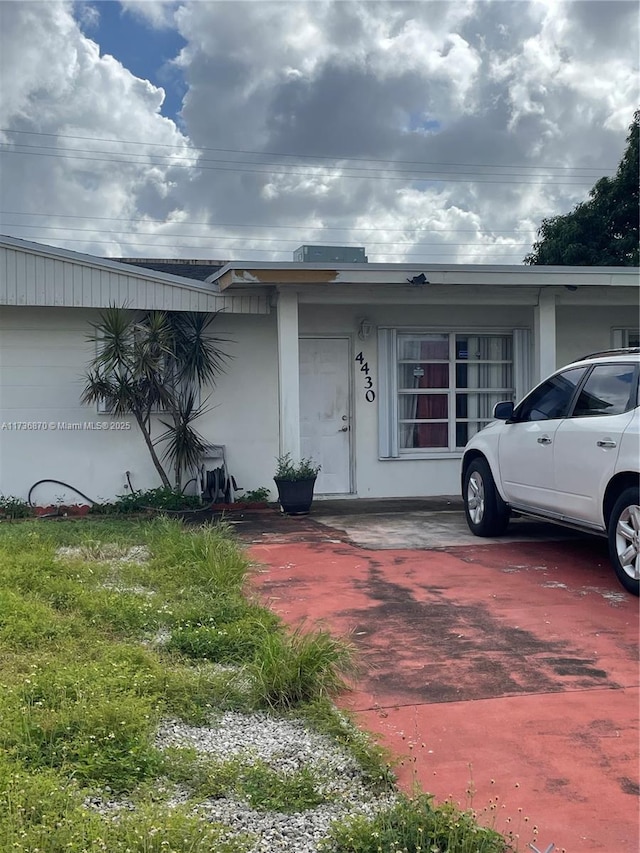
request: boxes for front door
[299,337,351,494]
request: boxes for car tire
[463,457,510,537]
[608,486,640,596]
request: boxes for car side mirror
[493,401,514,420]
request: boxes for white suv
[461,349,639,595]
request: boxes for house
[1,234,638,506]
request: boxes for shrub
[0,495,33,519]
[243,487,270,503]
[94,488,205,514]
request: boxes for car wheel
[608,486,640,596]
[463,457,510,537]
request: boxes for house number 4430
[355,352,376,402]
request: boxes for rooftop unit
[293,245,368,263]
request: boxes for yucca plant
[82,305,230,489]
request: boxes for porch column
[276,289,301,459]
[533,289,557,382]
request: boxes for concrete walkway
[235,501,639,853]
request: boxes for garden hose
[27,479,96,507]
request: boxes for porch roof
[210,260,639,291]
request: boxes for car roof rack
[578,347,640,360]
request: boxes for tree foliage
[525,111,639,266]
[82,306,230,489]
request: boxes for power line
[0,146,598,187]
[3,222,531,247]
[0,141,604,182]
[0,127,614,173]
[3,231,528,259]
[0,210,538,233]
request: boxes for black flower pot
[274,476,317,515]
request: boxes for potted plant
[274,453,321,515]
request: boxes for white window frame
[378,327,530,459]
[612,328,640,349]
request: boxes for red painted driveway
[242,512,639,853]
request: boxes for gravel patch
[154,711,394,852]
[86,711,394,851]
[155,711,360,774]
[195,794,394,853]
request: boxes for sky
[0,0,637,265]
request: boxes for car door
[497,367,587,511]
[552,363,638,526]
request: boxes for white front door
[299,337,351,494]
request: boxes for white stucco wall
[0,307,280,504]
[195,313,280,499]
[555,305,639,367]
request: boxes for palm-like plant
[82,305,230,489]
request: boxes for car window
[514,367,587,422]
[571,364,638,417]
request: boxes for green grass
[0,759,253,852]
[166,750,329,813]
[0,516,518,852]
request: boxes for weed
[248,622,356,710]
[0,758,253,852]
[242,486,271,503]
[321,792,515,852]
[169,752,328,812]
[168,613,276,664]
[298,698,396,791]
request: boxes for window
[612,328,640,348]
[571,364,638,417]
[393,332,514,452]
[514,367,586,422]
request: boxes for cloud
[118,0,179,30]
[0,0,637,263]
[0,0,193,255]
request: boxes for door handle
[339,426,349,432]
[596,439,617,448]
[537,436,552,445]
